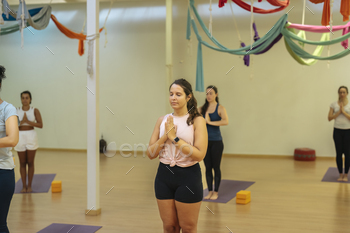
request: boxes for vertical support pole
[86,0,101,216]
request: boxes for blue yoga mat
[14,174,56,193]
[37,223,102,233]
[203,179,255,203]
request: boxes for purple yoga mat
[321,167,350,183]
[14,174,56,193]
[203,179,255,203]
[37,223,102,233]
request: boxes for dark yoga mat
[15,174,56,193]
[321,167,350,183]
[203,179,255,203]
[37,223,102,233]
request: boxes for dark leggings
[0,169,15,233]
[203,140,224,192]
[333,128,350,174]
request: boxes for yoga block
[236,197,251,204]
[51,181,62,193]
[236,190,251,199]
[294,148,316,161]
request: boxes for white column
[165,0,173,113]
[86,0,101,216]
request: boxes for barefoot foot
[26,187,33,193]
[209,191,219,200]
[204,191,213,199]
[343,174,348,182]
[20,188,27,193]
[337,174,344,181]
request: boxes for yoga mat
[37,223,102,233]
[321,167,350,183]
[15,174,56,193]
[203,179,255,203]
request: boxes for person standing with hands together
[15,91,43,193]
[328,86,350,182]
[147,79,207,233]
[199,85,228,200]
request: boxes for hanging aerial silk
[287,21,350,49]
[284,25,330,66]
[0,6,51,35]
[50,14,104,56]
[219,0,290,14]
[187,0,286,91]
[2,7,42,21]
[282,25,350,60]
[309,0,350,26]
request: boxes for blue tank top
[204,103,222,141]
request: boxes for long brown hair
[200,85,219,116]
[0,65,6,90]
[169,79,201,125]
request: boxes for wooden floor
[7,150,350,233]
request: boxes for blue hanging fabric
[3,7,42,21]
[2,0,11,19]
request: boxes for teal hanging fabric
[186,7,191,40]
[196,42,204,92]
[187,0,286,91]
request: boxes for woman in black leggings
[199,85,228,200]
[328,86,350,182]
[0,65,20,233]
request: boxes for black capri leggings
[0,169,15,233]
[155,162,203,203]
[203,140,224,192]
[333,128,350,174]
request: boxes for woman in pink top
[147,79,208,233]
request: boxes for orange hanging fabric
[310,0,350,26]
[50,14,104,56]
[341,0,350,22]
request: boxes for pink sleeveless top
[159,113,197,168]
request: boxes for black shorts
[154,162,203,203]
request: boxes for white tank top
[330,101,350,129]
[158,113,197,168]
[17,107,36,126]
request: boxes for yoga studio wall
[1,0,349,157]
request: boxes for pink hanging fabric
[287,21,350,32]
[287,21,350,49]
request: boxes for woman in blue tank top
[199,85,229,200]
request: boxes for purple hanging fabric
[253,22,260,41]
[256,33,283,54]
[240,22,283,66]
[241,42,250,66]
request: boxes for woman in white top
[328,86,350,182]
[0,65,19,233]
[147,79,208,233]
[14,91,43,193]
